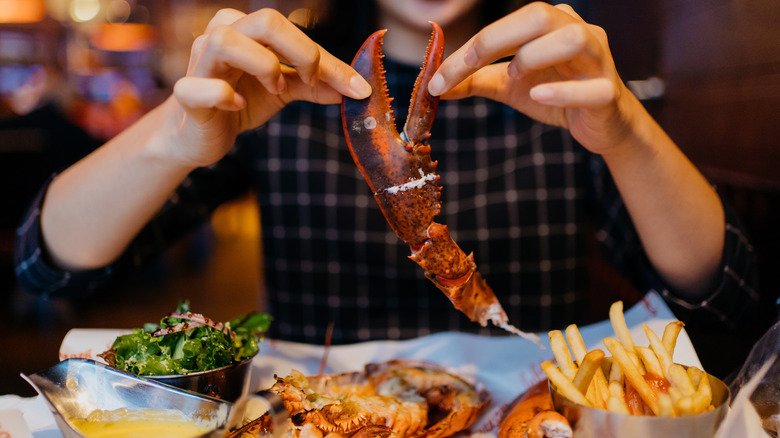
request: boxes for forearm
[41,97,197,270]
[602,96,724,298]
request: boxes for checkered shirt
[15,59,760,344]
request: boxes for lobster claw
[342,23,540,345]
[341,23,444,246]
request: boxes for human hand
[168,8,371,168]
[428,2,638,156]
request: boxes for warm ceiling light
[90,22,155,52]
[106,0,131,23]
[0,0,47,23]
[69,0,100,23]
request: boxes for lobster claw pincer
[342,23,539,343]
[341,23,445,247]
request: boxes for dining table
[0,290,771,438]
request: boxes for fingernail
[530,85,554,102]
[507,62,519,78]
[428,73,444,96]
[276,75,287,94]
[350,75,372,98]
[464,46,478,67]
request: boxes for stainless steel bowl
[145,354,255,402]
[22,358,230,438]
[550,372,731,438]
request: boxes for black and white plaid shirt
[15,59,760,344]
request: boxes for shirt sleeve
[14,176,117,299]
[589,155,761,330]
[14,139,256,299]
[650,195,761,329]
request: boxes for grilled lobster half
[341,23,538,342]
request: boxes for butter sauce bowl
[22,358,231,438]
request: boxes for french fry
[549,330,578,380]
[602,337,660,415]
[566,324,609,409]
[601,356,613,378]
[695,371,713,408]
[572,349,605,394]
[668,364,695,396]
[668,386,683,406]
[662,321,685,356]
[606,379,632,416]
[588,372,610,409]
[643,324,674,381]
[565,324,588,363]
[541,360,591,407]
[539,301,717,418]
[624,382,646,415]
[608,380,624,398]
[628,351,646,375]
[608,357,623,385]
[687,366,703,388]
[691,392,712,415]
[675,395,694,416]
[657,393,676,417]
[609,301,635,351]
[607,395,630,414]
[635,346,664,378]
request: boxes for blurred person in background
[1,21,100,296]
[13,0,763,352]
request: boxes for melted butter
[70,408,214,438]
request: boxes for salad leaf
[100,300,272,376]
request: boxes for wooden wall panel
[588,0,780,376]
[659,0,780,187]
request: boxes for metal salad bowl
[144,353,256,402]
[550,372,731,438]
[21,358,288,438]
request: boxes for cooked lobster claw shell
[342,23,542,346]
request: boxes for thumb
[173,76,246,122]
[437,63,510,102]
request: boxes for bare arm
[597,96,723,296]
[41,8,370,271]
[428,2,723,298]
[41,99,193,270]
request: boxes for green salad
[99,301,272,376]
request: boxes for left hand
[428,2,636,156]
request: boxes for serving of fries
[541,301,716,417]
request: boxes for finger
[232,9,370,99]
[554,3,584,20]
[174,77,246,121]
[530,78,615,107]
[429,2,574,95]
[437,63,509,101]
[192,24,287,94]
[315,47,373,99]
[230,9,322,85]
[507,23,603,79]
[204,8,246,32]
[279,70,344,105]
[184,8,245,77]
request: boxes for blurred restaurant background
[1,0,779,396]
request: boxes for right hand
[168,8,372,168]
[428,3,635,158]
